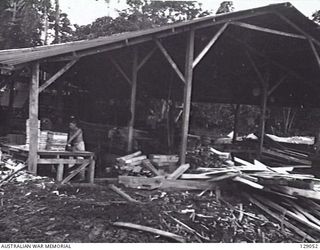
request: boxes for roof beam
[110,56,132,85]
[274,12,320,47]
[193,23,229,69]
[230,21,307,40]
[228,34,316,90]
[155,39,186,84]
[137,46,157,71]
[39,59,78,93]
[45,11,273,64]
[309,39,320,72]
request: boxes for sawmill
[0,2,320,243]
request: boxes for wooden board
[262,148,311,165]
[118,176,217,191]
[141,159,161,176]
[272,186,320,200]
[167,164,190,180]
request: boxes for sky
[59,0,320,26]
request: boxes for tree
[73,0,212,40]
[216,1,234,14]
[0,0,73,49]
[312,10,320,24]
[0,0,43,49]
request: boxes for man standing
[67,116,86,180]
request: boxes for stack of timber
[186,147,232,169]
[149,154,179,167]
[117,146,320,241]
[26,120,47,150]
[261,147,311,166]
[258,134,312,167]
[46,131,68,151]
[115,151,179,177]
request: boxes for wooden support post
[259,85,268,156]
[28,62,40,174]
[5,79,15,134]
[309,40,320,71]
[57,163,64,182]
[246,51,268,156]
[180,30,195,164]
[127,47,138,152]
[232,104,240,143]
[88,158,95,184]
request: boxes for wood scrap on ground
[114,146,320,242]
[108,184,141,203]
[167,164,190,180]
[0,163,27,187]
[244,194,316,242]
[113,222,186,243]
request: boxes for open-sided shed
[0,2,319,175]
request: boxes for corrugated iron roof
[0,2,318,69]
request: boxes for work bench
[0,144,95,184]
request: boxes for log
[108,184,141,203]
[113,222,186,243]
[167,164,190,180]
[244,194,316,242]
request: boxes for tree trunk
[54,0,60,44]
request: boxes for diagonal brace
[231,21,306,40]
[155,39,186,84]
[61,161,90,184]
[268,74,288,96]
[39,59,78,93]
[246,51,267,89]
[110,56,132,85]
[193,23,229,68]
[137,46,157,71]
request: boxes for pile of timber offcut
[186,147,231,169]
[115,151,179,177]
[260,134,312,167]
[117,147,320,242]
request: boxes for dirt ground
[0,170,308,243]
